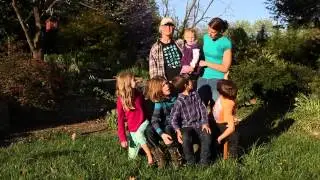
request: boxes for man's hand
[161,133,173,145]
[202,124,211,134]
[121,141,128,148]
[176,129,183,144]
[199,60,207,67]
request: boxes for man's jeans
[181,127,212,165]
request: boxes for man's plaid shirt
[149,39,184,79]
[170,91,208,130]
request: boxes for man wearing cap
[149,17,184,80]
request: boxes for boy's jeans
[181,127,212,165]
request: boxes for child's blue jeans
[181,127,212,165]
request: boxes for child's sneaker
[151,147,165,168]
[168,147,183,168]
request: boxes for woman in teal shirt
[197,17,232,107]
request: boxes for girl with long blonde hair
[116,71,153,165]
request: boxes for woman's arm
[217,99,235,143]
[199,49,232,73]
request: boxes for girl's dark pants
[215,123,239,158]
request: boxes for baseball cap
[160,17,175,26]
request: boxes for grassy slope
[1,125,319,180]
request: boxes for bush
[0,55,65,110]
[289,93,320,136]
[104,109,117,131]
[230,51,317,105]
[266,28,320,68]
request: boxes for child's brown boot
[151,147,165,169]
[168,146,183,168]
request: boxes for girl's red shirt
[116,92,145,142]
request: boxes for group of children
[115,28,238,167]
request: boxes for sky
[158,0,273,24]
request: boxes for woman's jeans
[197,77,220,106]
[181,127,212,165]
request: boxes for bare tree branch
[180,0,197,35]
[12,0,35,52]
[217,1,233,18]
[33,6,41,49]
[192,0,200,26]
[194,0,214,26]
[78,1,105,15]
[41,0,60,17]
[162,0,169,17]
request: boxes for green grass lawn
[1,125,319,179]
[1,97,320,179]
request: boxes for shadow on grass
[237,96,295,157]
[0,95,115,148]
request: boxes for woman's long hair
[146,76,167,102]
[116,71,135,111]
[208,17,229,33]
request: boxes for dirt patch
[0,118,110,147]
[31,118,108,136]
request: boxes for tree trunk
[12,0,44,61]
[32,49,43,60]
[12,0,35,54]
[33,6,43,60]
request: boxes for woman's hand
[199,60,207,67]
[121,141,128,148]
[161,133,173,145]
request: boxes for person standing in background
[149,17,184,81]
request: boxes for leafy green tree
[266,0,320,27]
[231,19,274,37]
[232,20,254,36]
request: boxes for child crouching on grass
[171,74,212,165]
[116,71,153,165]
[213,79,239,158]
[144,76,183,168]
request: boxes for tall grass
[289,93,320,137]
